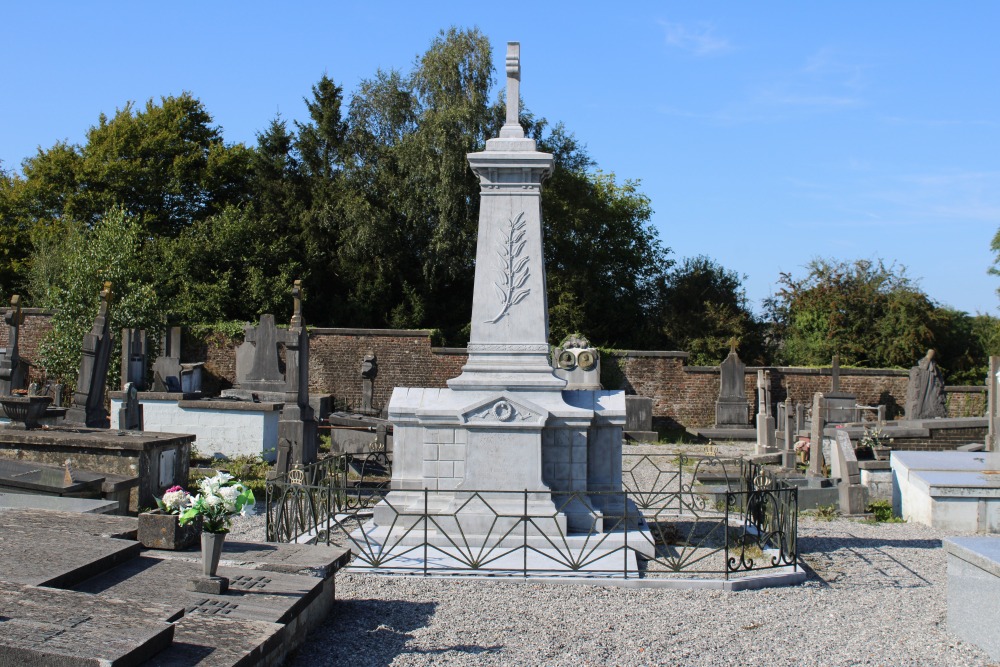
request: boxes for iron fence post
[523,489,528,577]
[724,491,730,581]
[424,487,428,576]
[623,490,628,580]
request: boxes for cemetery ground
[231,443,997,667]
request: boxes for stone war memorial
[350,42,647,574]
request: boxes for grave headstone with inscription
[715,340,749,428]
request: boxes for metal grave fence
[266,452,797,580]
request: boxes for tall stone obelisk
[448,42,563,393]
[369,42,637,545]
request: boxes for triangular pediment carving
[460,393,547,425]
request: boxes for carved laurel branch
[486,212,530,323]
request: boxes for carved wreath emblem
[468,399,532,423]
[486,212,530,323]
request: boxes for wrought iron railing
[266,452,797,579]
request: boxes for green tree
[336,28,671,345]
[659,256,763,364]
[18,94,253,237]
[765,258,944,368]
[0,166,33,296]
[28,207,162,389]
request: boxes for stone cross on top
[500,42,524,139]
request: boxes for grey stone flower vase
[201,531,225,577]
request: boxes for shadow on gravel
[798,536,942,552]
[288,598,437,667]
[797,535,942,589]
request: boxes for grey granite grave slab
[144,613,286,667]
[0,427,194,509]
[0,492,120,514]
[944,537,1000,660]
[151,539,351,578]
[0,507,137,538]
[910,470,1000,496]
[0,581,180,667]
[72,556,326,626]
[0,520,140,587]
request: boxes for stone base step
[0,580,180,666]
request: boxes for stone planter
[0,395,53,430]
[201,531,226,577]
[137,510,201,550]
[872,446,892,461]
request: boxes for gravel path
[230,505,994,666]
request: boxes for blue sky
[3,2,998,316]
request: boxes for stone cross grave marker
[0,295,26,395]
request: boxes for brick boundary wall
[0,308,55,382]
[0,314,987,428]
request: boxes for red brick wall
[183,327,467,413]
[1,315,986,427]
[0,309,55,384]
[306,328,466,413]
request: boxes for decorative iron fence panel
[266,453,797,579]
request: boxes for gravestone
[274,281,317,475]
[0,295,27,395]
[222,316,289,401]
[66,283,114,428]
[370,43,641,551]
[989,356,1000,451]
[715,340,749,428]
[906,349,948,420]
[151,327,182,392]
[120,328,147,391]
[361,352,378,415]
[824,355,858,424]
[809,393,826,477]
[833,430,868,514]
[755,370,776,454]
[117,382,143,432]
[782,397,796,470]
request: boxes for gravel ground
[229,497,996,665]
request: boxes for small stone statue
[361,353,378,414]
[905,349,947,420]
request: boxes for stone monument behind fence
[366,43,644,557]
[714,341,749,428]
[274,281,317,475]
[66,283,114,428]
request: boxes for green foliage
[157,205,301,323]
[766,258,947,370]
[0,167,32,296]
[866,499,904,523]
[660,256,764,364]
[806,504,840,521]
[188,320,248,341]
[29,207,162,387]
[19,94,252,237]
